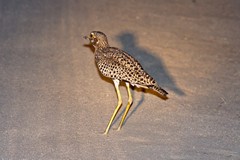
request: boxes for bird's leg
[117,82,133,131]
[103,79,122,135]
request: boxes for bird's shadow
[83,44,95,53]
[113,32,185,127]
[116,32,185,97]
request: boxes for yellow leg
[103,79,122,135]
[117,82,133,131]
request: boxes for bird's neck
[94,44,109,51]
[95,40,109,49]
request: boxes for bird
[84,31,168,134]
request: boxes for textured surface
[1,0,240,159]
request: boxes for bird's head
[84,31,109,49]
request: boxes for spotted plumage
[84,31,168,134]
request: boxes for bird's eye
[90,33,94,38]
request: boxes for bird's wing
[97,47,158,87]
[103,47,145,72]
[96,47,168,96]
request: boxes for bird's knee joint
[118,100,123,106]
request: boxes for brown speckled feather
[92,32,168,96]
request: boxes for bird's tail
[150,85,168,97]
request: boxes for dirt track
[1,0,240,159]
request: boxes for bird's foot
[117,126,122,131]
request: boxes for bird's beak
[83,35,89,40]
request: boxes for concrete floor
[0,0,240,159]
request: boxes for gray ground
[0,0,240,159]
